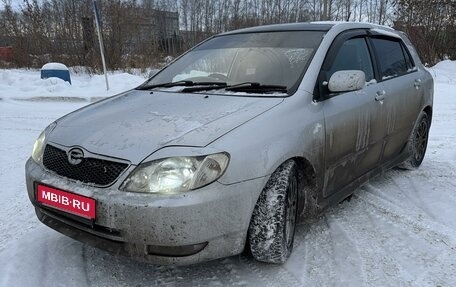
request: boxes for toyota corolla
[25,22,433,265]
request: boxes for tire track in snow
[327,200,412,286]
[324,213,367,287]
[239,254,303,287]
[390,176,441,225]
[362,210,417,285]
[286,214,361,287]
[82,246,301,287]
[0,229,91,287]
[284,224,320,286]
[351,201,426,286]
[410,163,456,183]
[81,245,92,287]
[365,170,456,232]
[322,193,456,286]
[353,192,456,250]
[290,220,338,286]
[360,198,456,286]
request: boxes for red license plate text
[37,184,96,219]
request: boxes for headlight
[121,153,229,194]
[31,122,56,164]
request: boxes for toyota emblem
[67,148,84,165]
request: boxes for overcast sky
[1,1,23,11]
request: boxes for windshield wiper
[138,81,288,94]
[181,82,288,94]
[224,82,288,93]
[136,81,227,90]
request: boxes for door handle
[414,78,422,89]
[375,90,386,101]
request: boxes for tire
[398,111,430,170]
[247,160,298,264]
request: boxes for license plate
[37,184,96,219]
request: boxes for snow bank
[0,69,147,100]
[428,60,456,84]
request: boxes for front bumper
[25,158,267,265]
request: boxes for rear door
[317,30,387,197]
[369,35,423,162]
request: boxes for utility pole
[93,0,109,91]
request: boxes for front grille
[43,145,128,186]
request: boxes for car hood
[49,90,283,164]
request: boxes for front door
[320,34,386,197]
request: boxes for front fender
[211,92,325,187]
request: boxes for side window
[328,37,374,82]
[371,38,408,79]
[401,44,415,70]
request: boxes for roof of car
[219,21,395,36]
[219,22,335,35]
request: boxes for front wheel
[247,160,298,264]
[398,111,430,170]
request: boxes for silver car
[26,22,433,265]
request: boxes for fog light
[146,242,208,257]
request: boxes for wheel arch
[248,155,320,227]
[291,156,320,220]
[423,105,432,121]
[400,105,433,153]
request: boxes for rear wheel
[398,112,430,170]
[247,160,298,264]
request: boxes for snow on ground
[0,68,146,101]
[0,62,455,286]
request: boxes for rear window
[371,38,409,80]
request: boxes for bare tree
[0,0,453,69]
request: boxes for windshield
[141,31,325,96]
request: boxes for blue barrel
[41,62,71,84]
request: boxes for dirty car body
[25,22,433,265]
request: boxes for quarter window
[371,38,408,79]
[401,44,415,70]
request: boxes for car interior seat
[228,48,293,88]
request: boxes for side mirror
[327,70,366,93]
